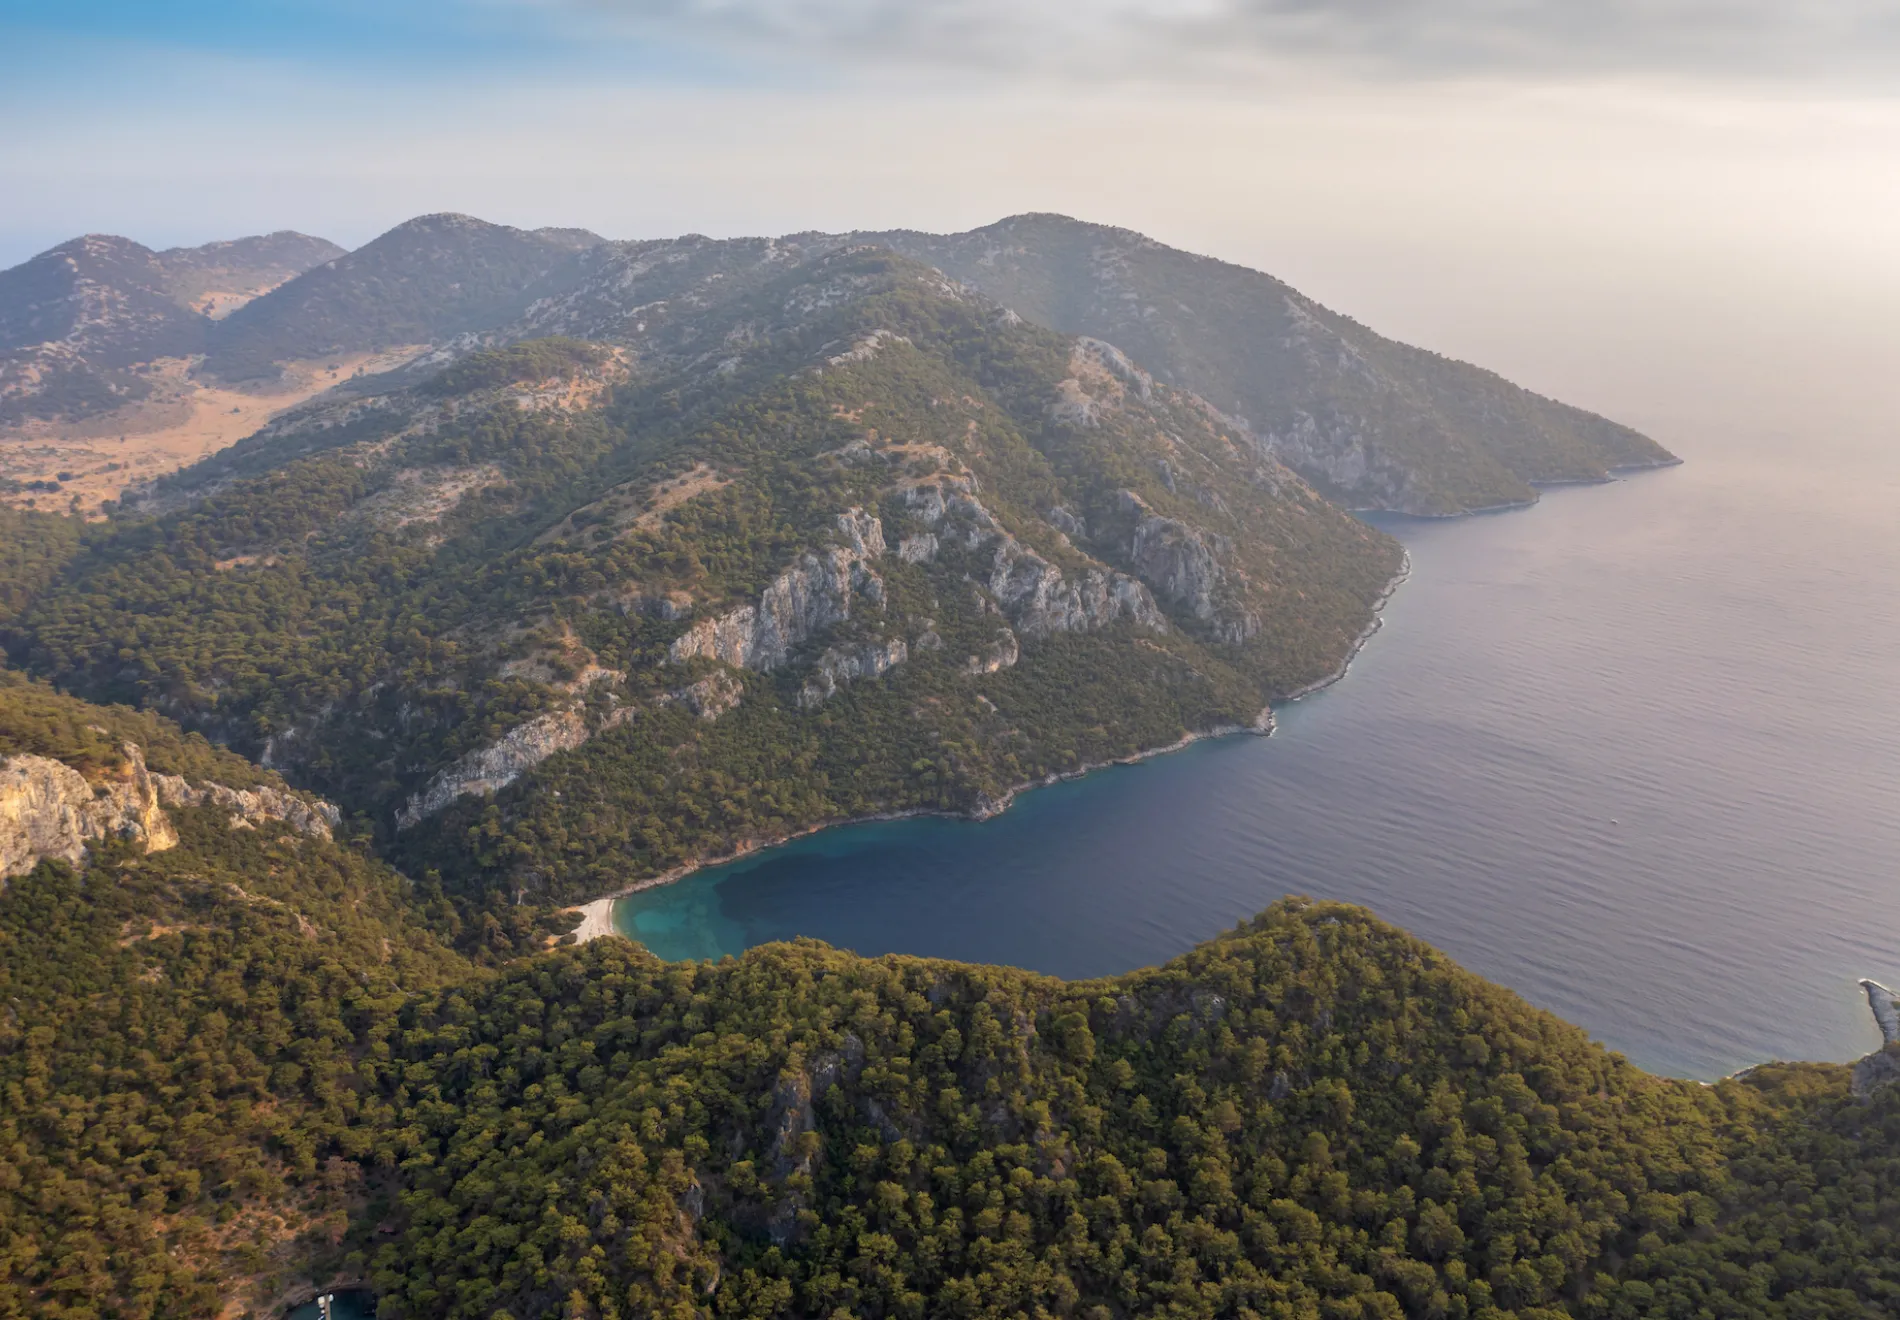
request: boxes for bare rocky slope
[0,667,339,881]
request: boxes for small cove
[616,430,1900,1081]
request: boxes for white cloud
[550,0,1900,86]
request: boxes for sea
[615,428,1900,1081]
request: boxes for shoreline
[1277,551,1411,703]
[566,553,1413,944]
[1355,455,1684,522]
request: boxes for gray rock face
[400,672,755,830]
[903,480,988,544]
[2,742,336,881]
[669,510,889,672]
[987,542,1166,639]
[1044,505,1087,539]
[833,506,886,558]
[663,671,744,721]
[1048,337,1153,428]
[1121,493,1261,645]
[799,638,909,707]
[152,775,339,841]
[905,479,1164,641]
[1260,409,1415,511]
[1131,513,1223,621]
[1850,980,1900,1096]
[964,628,1021,674]
[397,707,592,829]
[896,533,938,564]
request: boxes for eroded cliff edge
[1,740,339,883]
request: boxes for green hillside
[860,215,1675,516]
[9,249,1401,909]
[2,679,1894,1319]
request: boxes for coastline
[1277,551,1411,703]
[1356,455,1684,522]
[565,552,1413,944]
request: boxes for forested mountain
[9,211,1829,1320]
[856,215,1674,515]
[2,685,1896,1318]
[0,209,1680,907]
[9,248,1402,911]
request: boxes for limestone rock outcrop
[397,708,593,829]
[1260,408,1417,511]
[152,775,339,841]
[964,628,1021,675]
[662,672,744,721]
[799,639,909,707]
[987,542,1166,640]
[896,533,938,564]
[1120,492,1261,645]
[669,509,889,672]
[2,742,336,882]
[904,480,1165,641]
[1851,980,1900,1096]
[1048,337,1153,428]
[398,671,750,829]
[2,750,175,880]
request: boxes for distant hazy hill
[201,213,605,381]
[0,230,340,425]
[857,214,1674,514]
[154,230,347,315]
[0,234,205,363]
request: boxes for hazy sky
[4,0,1897,442]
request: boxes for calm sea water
[617,430,1900,1080]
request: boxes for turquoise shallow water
[617,431,1900,1081]
[285,1290,376,1320]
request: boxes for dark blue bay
[618,430,1900,1081]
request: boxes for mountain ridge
[852,213,1675,514]
[2,212,1673,519]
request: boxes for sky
[4,0,1898,443]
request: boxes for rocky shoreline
[566,554,1413,945]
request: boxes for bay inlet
[616,430,1900,1081]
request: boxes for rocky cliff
[1854,979,1900,1095]
[397,707,597,829]
[668,510,890,672]
[1,741,337,882]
